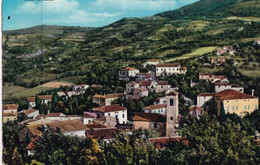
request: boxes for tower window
[170,99,174,106]
[170,116,173,120]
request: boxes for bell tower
[166,91,179,137]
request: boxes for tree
[51,92,58,112]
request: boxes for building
[132,113,166,136]
[214,82,244,93]
[210,58,226,65]
[133,88,148,99]
[199,73,228,83]
[126,81,139,94]
[217,45,236,55]
[189,105,203,118]
[149,137,189,149]
[154,97,166,105]
[92,93,124,106]
[72,84,89,94]
[139,81,156,91]
[45,112,67,121]
[143,104,166,114]
[197,93,215,111]
[155,81,171,93]
[254,40,260,45]
[85,123,117,141]
[143,59,163,67]
[83,112,97,124]
[156,64,187,77]
[166,92,179,137]
[3,113,17,123]
[119,67,139,80]
[3,104,18,114]
[214,90,259,116]
[23,108,39,119]
[57,91,78,97]
[27,95,53,108]
[93,104,127,124]
[136,73,153,82]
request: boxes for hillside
[2,0,260,105]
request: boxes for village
[3,43,260,157]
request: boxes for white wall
[27,110,39,119]
[104,110,127,124]
[156,67,180,76]
[63,130,86,137]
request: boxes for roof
[136,88,148,92]
[91,84,102,88]
[27,136,40,150]
[180,67,187,71]
[198,93,215,97]
[86,126,116,139]
[133,113,166,122]
[46,112,65,117]
[214,75,226,79]
[147,59,162,62]
[158,81,169,85]
[214,90,257,100]
[199,73,214,76]
[3,113,17,117]
[24,108,38,115]
[121,67,138,71]
[156,63,180,67]
[215,82,241,88]
[149,137,189,149]
[167,92,178,96]
[93,93,124,99]
[27,119,87,136]
[189,106,203,111]
[3,104,18,110]
[128,81,138,85]
[95,104,127,113]
[86,123,108,129]
[139,81,152,86]
[84,112,97,118]
[27,95,53,102]
[143,104,166,110]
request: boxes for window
[154,123,157,128]
[255,105,258,110]
[244,105,246,110]
[161,86,163,88]
[122,114,125,118]
[115,115,118,119]
[232,106,234,110]
[236,106,238,110]
[170,116,173,120]
[248,105,250,110]
[170,99,174,106]
[108,113,110,116]
[89,120,91,123]
[227,106,229,111]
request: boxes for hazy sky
[3,0,198,30]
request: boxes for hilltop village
[3,43,260,160]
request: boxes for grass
[225,16,260,22]
[239,69,260,78]
[57,76,85,84]
[13,86,54,98]
[3,83,27,100]
[166,46,217,62]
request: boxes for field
[40,81,73,88]
[166,46,217,62]
[238,69,260,78]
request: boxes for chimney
[251,89,255,96]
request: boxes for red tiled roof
[214,75,226,79]
[24,108,38,115]
[121,67,138,71]
[93,93,124,99]
[156,63,180,67]
[84,113,96,118]
[86,123,108,129]
[143,104,166,110]
[3,104,19,110]
[149,137,189,149]
[158,81,169,85]
[139,81,152,86]
[129,81,138,84]
[145,74,152,79]
[26,136,40,150]
[189,106,203,111]
[86,127,116,139]
[214,90,256,100]
[3,113,17,117]
[46,113,65,117]
[91,84,102,88]
[136,88,148,92]
[27,95,53,102]
[95,104,127,113]
[198,93,214,97]
[180,67,187,71]
[133,113,166,122]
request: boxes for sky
[3,0,198,31]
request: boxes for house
[45,112,66,121]
[23,108,39,119]
[254,40,260,45]
[155,81,171,93]
[210,58,226,65]
[126,81,139,94]
[154,97,166,105]
[3,104,18,114]
[83,112,97,124]
[139,81,156,91]
[92,93,124,106]
[85,123,117,141]
[217,45,236,55]
[3,113,17,123]
[214,90,259,116]
[133,88,149,99]
[214,82,244,93]
[57,91,78,97]
[156,63,187,77]
[149,137,189,149]
[27,95,53,108]
[199,73,228,83]
[189,105,203,118]
[143,59,163,67]
[93,104,127,124]
[90,84,103,88]
[72,84,89,94]
[143,104,166,114]
[197,93,215,111]
[119,67,139,80]
[20,119,87,142]
[136,73,153,82]
[132,113,166,136]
